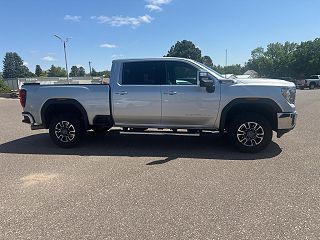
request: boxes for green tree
[292,38,320,78]
[165,40,202,61]
[224,64,245,75]
[0,76,10,93]
[97,70,110,78]
[47,65,67,77]
[40,71,48,77]
[69,66,79,77]
[78,67,85,77]
[201,56,214,67]
[91,68,98,77]
[211,64,245,75]
[246,42,298,78]
[2,52,30,78]
[35,65,43,77]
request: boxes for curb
[0,93,18,98]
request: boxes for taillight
[19,89,26,108]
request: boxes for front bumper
[22,112,44,130]
[277,111,297,138]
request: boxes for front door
[161,61,220,128]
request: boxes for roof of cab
[112,57,193,63]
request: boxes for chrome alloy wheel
[237,122,265,147]
[54,121,76,143]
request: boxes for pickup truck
[296,75,320,89]
[20,58,297,153]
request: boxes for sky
[1,0,320,73]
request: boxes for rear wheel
[49,115,83,148]
[227,113,272,153]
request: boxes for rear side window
[166,61,198,85]
[122,61,165,85]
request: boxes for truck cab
[110,59,221,129]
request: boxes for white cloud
[139,15,153,23]
[91,15,153,28]
[64,15,82,22]
[145,4,162,11]
[145,0,172,11]
[148,0,172,4]
[90,16,110,24]
[23,61,29,66]
[100,43,118,48]
[42,56,56,62]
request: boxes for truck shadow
[0,130,282,163]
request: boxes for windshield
[191,61,225,79]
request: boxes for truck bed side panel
[23,84,111,126]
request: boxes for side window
[166,61,198,85]
[122,61,165,85]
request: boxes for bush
[0,77,10,93]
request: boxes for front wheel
[309,83,316,89]
[227,113,272,153]
[49,115,83,148]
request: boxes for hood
[235,78,295,87]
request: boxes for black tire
[227,113,272,153]
[49,115,83,148]
[309,83,316,89]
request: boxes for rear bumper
[277,111,297,138]
[22,112,44,130]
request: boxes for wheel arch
[41,99,89,129]
[219,98,282,132]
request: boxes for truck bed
[22,83,111,126]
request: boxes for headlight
[281,87,296,104]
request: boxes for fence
[4,77,105,91]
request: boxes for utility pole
[89,61,92,76]
[54,35,71,84]
[225,49,228,78]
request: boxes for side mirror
[199,72,215,93]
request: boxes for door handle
[115,91,128,95]
[163,91,177,95]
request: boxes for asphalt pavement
[0,90,319,239]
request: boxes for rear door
[161,61,220,128]
[112,61,165,126]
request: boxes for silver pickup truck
[20,57,297,152]
[296,75,320,89]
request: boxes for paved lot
[0,90,319,239]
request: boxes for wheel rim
[237,122,264,147]
[55,121,76,143]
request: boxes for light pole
[225,49,228,78]
[54,35,71,84]
[89,61,92,76]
